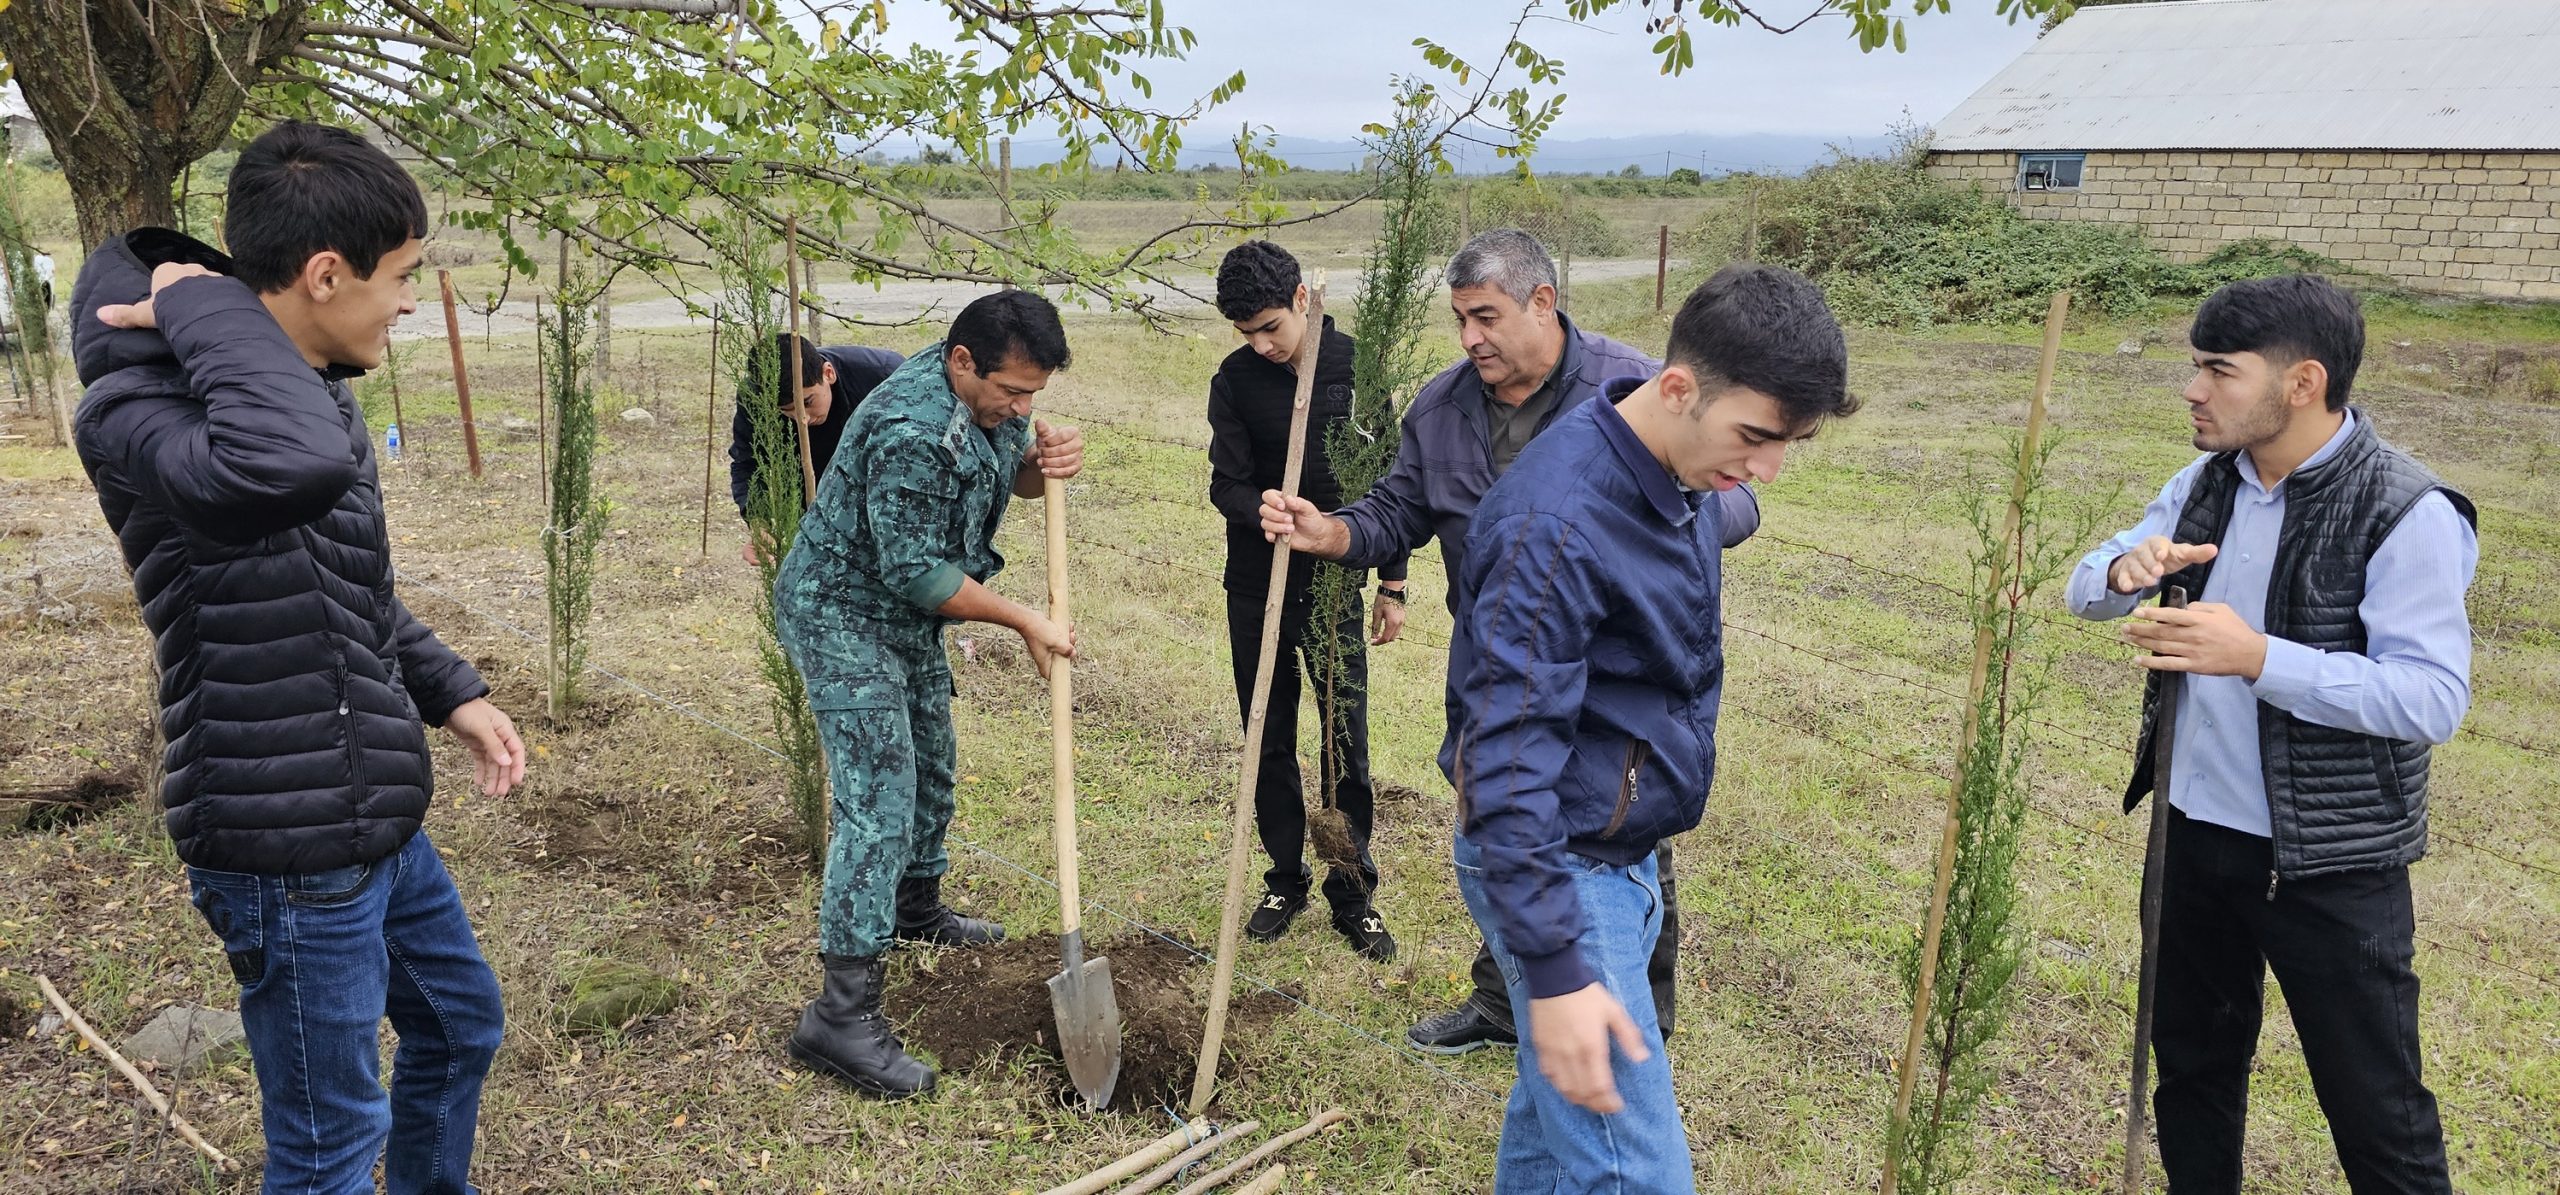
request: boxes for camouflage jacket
[775,344,1033,636]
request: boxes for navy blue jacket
[72,229,487,876]
[728,343,904,517]
[1328,317,1757,780]
[1457,384,1732,998]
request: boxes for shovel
[2123,584,2188,1192]
[1043,475,1122,1110]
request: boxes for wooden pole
[1191,282,1325,1115]
[784,217,816,510]
[999,135,1013,207]
[702,307,719,559]
[1036,1121,1208,1195]
[1171,1109,1348,1195]
[1557,185,1574,311]
[437,270,483,479]
[1882,289,2069,1195]
[1231,1167,1285,1195]
[388,345,408,458]
[1655,223,1670,312]
[2123,585,2189,1195]
[534,295,550,507]
[1117,1120,1261,1195]
[34,975,240,1173]
[1743,182,1762,263]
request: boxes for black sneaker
[1405,1000,1517,1054]
[1333,906,1399,963]
[1244,889,1306,943]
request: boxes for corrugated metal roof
[1931,0,2560,152]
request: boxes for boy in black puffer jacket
[73,120,526,1194]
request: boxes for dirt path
[392,257,1685,340]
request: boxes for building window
[2017,152,2085,191]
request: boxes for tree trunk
[0,0,310,249]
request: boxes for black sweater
[1206,317,1408,599]
[729,344,906,516]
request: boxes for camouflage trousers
[777,611,958,959]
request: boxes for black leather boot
[786,955,934,1099]
[894,875,1005,947]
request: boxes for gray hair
[1446,229,1557,307]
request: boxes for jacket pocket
[1602,739,1652,837]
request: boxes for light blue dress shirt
[2066,412,2478,838]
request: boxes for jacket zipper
[2265,871,2280,902]
[1603,740,1650,837]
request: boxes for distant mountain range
[868,130,1878,176]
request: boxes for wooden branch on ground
[33,975,240,1173]
[1172,1109,1347,1195]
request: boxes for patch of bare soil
[886,935,1298,1112]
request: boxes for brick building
[1925,0,2560,300]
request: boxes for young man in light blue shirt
[2069,274,2473,1194]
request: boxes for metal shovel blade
[1048,932,1122,1109]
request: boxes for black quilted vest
[2125,410,2475,880]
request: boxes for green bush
[1465,180,1629,257]
[1695,150,2362,327]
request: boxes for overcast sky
[880,1,2042,150]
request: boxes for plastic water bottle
[384,423,403,462]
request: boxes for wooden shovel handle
[1045,476,1080,936]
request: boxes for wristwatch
[1374,586,1406,605]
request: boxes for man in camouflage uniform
[773,290,1082,1099]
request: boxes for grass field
[3,238,2555,1191]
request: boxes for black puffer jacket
[72,229,487,876]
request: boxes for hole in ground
[886,935,1300,1113]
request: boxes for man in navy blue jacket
[1455,264,1855,1189]
[1259,229,1759,1053]
[75,121,526,1194]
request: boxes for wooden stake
[1232,1166,1285,1195]
[1118,1119,1261,1195]
[702,307,719,559]
[1037,1120,1207,1195]
[784,217,816,510]
[1655,223,1670,312]
[2123,585,2189,1194]
[437,270,484,479]
[1191,281,1325,1115]
[1882,289,2069,1195]
[1743,181,1762,263]
[1172,1109,1347,1195]
[388,344,408,458]
[34,975,240,1173]
[534,294,550,507]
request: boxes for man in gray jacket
[1261,229,1760,1053]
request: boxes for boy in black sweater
[729,332,905,562]
[1206,240,1407,961]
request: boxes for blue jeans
[187,831,504,1194]
[1455,834,1693,1194]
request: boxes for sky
[878,0,2044,158]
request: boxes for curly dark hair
[1215,240,1300,322]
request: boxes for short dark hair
[225,120,430,294]
[948,290,1070,376]
[770,333,826,405]
[2190,274,2363,410]
[1667,264,1857,430]
[1215,240,1300,322]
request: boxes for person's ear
[2285,358,2329,411]
[301,251,347,305]
[1528,284,1557,320]
[1657,365,1697,416]
[1292,282,1309,315]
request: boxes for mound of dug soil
[3,768,140,834]
[886,935,1299,1112]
